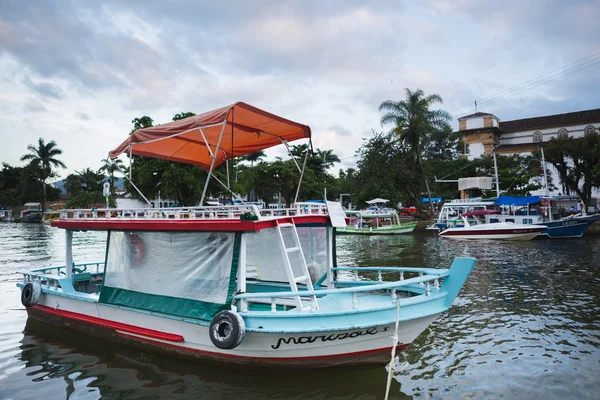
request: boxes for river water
[1,223,599,399]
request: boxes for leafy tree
[544,132,600,209]
[63,174,83,196]
[19,138,66,207]
[173,112,196,121]
[130,116,154,134]
[379,88,451,211]
[76,168,104,193]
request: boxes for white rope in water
[384,300,401,400]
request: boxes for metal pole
[492,148,500,197]
[201,122,227,205]
[65,230,72,281]
[294,148,310,204]
[129,143,133,181]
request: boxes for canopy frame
[110,102,312,207]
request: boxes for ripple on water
[1,226,600,399]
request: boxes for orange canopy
[109,102,311,170]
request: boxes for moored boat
[20,202,43,223]
[17,102,475,368]
[338,198,416,235]
[439,211,546,240]
[0,207,14,222]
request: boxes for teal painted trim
[101,302,211,327]
[99,286,228,321]
[440,257,475,307]
[332,227,337,269]
[226,232,242,304]
[314,272,327,287]
[100,231,110,294]
[235,273,449,300]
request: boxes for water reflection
[13,319,391,400]
[1,225,600,399]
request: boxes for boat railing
[58,205,263,220]
[234,267,448,313]
[56,204,330,221]
[19,262,106,295]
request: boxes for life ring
[209,310,245,349]
[21,281,41,307]
[541,198,550,207]
[128,233,145,264]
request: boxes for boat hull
[337,222,416,235]
[24,292,437,368]
[539,215,600,238]
[20,211,43,223]
[439,226,545,240]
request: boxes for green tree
[99,158,125,194]
[76,168,104,193]
[63,173,83,196]
[130,116,154,134]
[544,132,600,209]
[19,138,67,207]
[379,88,451,211]
[173,112,196,121]
[244,150,266,167]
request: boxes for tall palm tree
[379,88,451,212]
[245,150,266,167]
[20,138,67,207]
[99,158,125,194]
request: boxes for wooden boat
[17,102,475,368]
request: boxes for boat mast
[539,141,550,197]
[492,147,500,198]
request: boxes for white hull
[28,291,437,367]
[439,222,546,241]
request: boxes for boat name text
[271,327,389,349]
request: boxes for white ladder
[275,220,319,311]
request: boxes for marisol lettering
[271,327,389,349]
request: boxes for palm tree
[20,138,67,207]
[379,88,451,212]
[99,158,125,194]
[244,151,266,167]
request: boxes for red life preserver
[128,234,145,264]
[541,198,550,207]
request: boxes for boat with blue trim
[20,202,43,223]
[487,196,600,238]
[17,102,475,368]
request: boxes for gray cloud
[23,98,48,113]
[328,124,353,137]
[22,77,65,99]
[75,112,91,121]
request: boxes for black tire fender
[21,281,41,307]
[209,310,245,349]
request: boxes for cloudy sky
[1,0,599,179]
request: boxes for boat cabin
[41,204,337,319]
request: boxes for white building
[458,109,600,197]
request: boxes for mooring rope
[384,300,401,400]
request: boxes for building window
[532,131,543,143]
[557,129,568,139]
[584,125,597,137]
